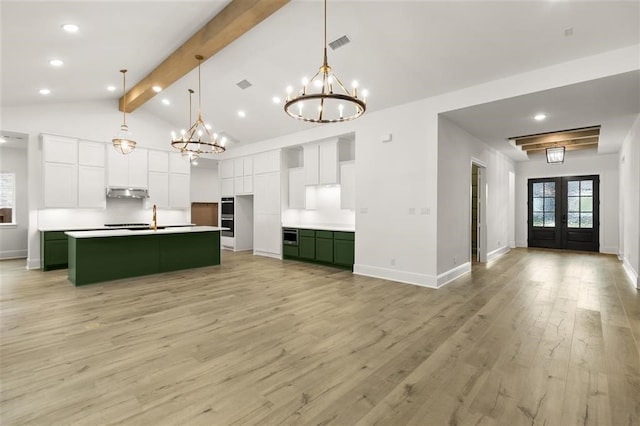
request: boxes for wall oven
[221,197,234,237]
[282,228,299,246]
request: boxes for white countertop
[39,224,194,232]
[66,226,226,239]
[282,224,355,232]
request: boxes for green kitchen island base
[67,229,221,286]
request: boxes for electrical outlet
[390,258,396,266]
[360,207,368,214]
[408,207,415,215]
[421,207,430,215]
[453,256,457,265]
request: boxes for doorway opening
[527,175,600,252]
[471,160,487,263]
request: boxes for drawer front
[334,231,354,241]
[299,229,315,237]
[283,244,299,258]
[315,230,333,239]
[44,231,68,241]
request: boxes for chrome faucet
[151,204,157,230]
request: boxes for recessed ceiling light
[107,85,116,92]
[152,86,162,93]
[534,113,547,121]
[0,138,6,144]
[238,110,246,118]
[39,88,51,95]
[49,59,64,67]
[162,99,170,105]
[62,24,79,33]
[272,96,281,104]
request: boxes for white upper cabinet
[128,148,148,188]
[220,159,234,179]
[43,162,78,208]
[221,178,234,196]
[78,141,105,167]
[303,144,319,185]
[78,165,106,208]
[42,135,78,208]
[319,140,338,184]
[234,158,244,178]
[303,139,338,185]
[148,150,169,172]
[107,147,148,188]
[253,150,280,175]
[169,173,190,208]
[148,171,169,208]
[43,134,77,165]
[169,152,190,175]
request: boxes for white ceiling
[2,1,639,158]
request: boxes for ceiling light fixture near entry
[62,24,79,33]
[112,69,137,155]
[546,146,565,164]
[284,0,367,123]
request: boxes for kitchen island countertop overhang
[66,226,225,286]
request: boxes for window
[532,181,556,227]
[566,179,594,228]
[0,172,16,224]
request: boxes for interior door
[528,175,599,252]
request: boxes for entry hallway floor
[1,248,639,425]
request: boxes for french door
[528,175,599,252]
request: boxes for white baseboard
[253,250,281,260]
[509,240,516,248]
[0,249,27,260]
[436,262,471,287]
[622,258,639,289]
[354,264,438,288]
[27,257,41,270]
[515,240,527,248]
[487,245,510,263]
[600,246,617,255]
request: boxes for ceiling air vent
[329,35,350,50]
[236,79,252,90]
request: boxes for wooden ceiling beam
[519,137,600,151]
[525,141,599,152]
[120,0,291,113]
[512,126,600,146]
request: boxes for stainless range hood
[106,187,149,199]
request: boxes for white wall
[209,45,638,288]
[0,147,28,259]
[2,100,188,268]
[437,116,515,278]
[190,163,220,202]
[619,114,640,288]
[515,151,619,254]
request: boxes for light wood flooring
[1,248,639,425]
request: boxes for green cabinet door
[315,232,334,263]
[299,236,315,259]
[334,232,355,268]
[283,244,299,258]
[41,231,69,270]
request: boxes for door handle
[561,214,567,224]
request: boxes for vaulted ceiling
[2,1,639,159]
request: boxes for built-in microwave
[282,228,299,246]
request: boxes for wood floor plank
[1,248,638,425]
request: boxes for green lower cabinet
[282,228,354,270]
[334,239,355,267]
[68,231,221,286]
[315,233,334,263]
[283,244,299,258]
[41,231,69,271]
[299,230,316,260]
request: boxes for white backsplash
[38,198,190,228]
[282,185,355,228]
